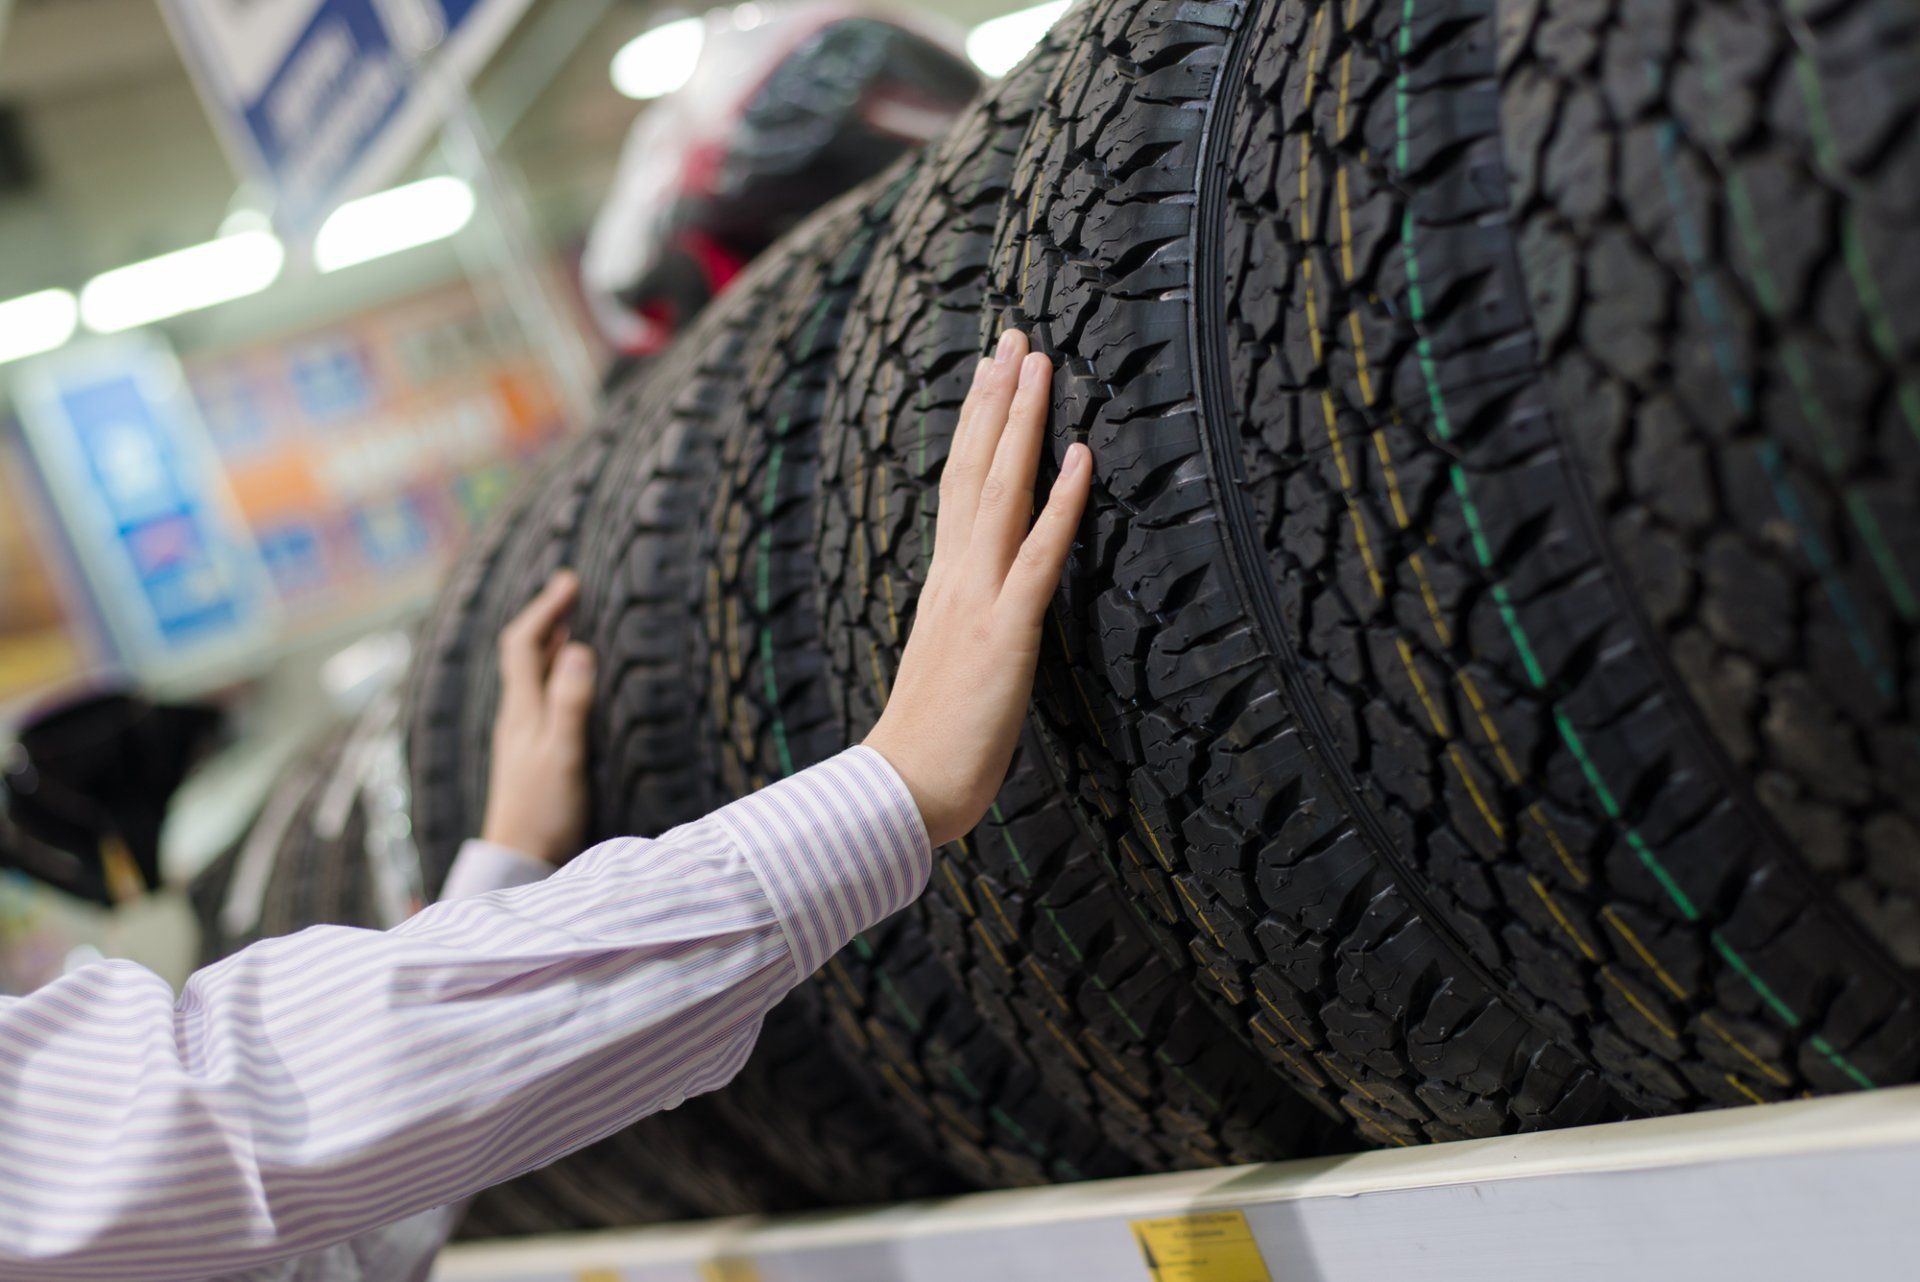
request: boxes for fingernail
[975,356,992,380]
[995,330,1023,365]
[1061,442,1089,476]
[560,645,593,673]
[1019,351,1048,386]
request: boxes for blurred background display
[185,282,564,625]
[0,0,1053,983]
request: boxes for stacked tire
[384,0,1918,1230]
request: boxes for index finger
[498,570,580,718]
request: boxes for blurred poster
[12,337,277,688]
[157,0,536,232]
[4,290,562,699]
[186,281,564,630]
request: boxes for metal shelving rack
[433,1083,1919,1281]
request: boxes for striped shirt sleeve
[0,746,929,1282]
[206,832,593,1282]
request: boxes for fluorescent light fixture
[80,231,285,334]
[611,16,705,100]
[0,289,79,365]
[219,206,273,238]
[967,1,1069,76]
[314,176,477,273]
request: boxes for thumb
[545,641,597,733]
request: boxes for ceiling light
[79,232,285,334]
[966,1,1069,77]
[219,206,273,238]
[0,289,79,366]
[314,176,477,273]
[611,16,705,100]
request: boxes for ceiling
[0,0,1016,379]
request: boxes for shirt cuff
[441,839,555,901]
[709,745,931,981]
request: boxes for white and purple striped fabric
[211,833,584,1282]
[0,747,928,1281]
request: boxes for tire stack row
[243,0,1918,1233]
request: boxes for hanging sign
[157,0,534,232]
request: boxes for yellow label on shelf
[574,1271,622,1282]
[699,1259,763,1282]
[1131,1210,1273,1282]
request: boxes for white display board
[434,1085,1920,1281]
[156,0,533,232]
[12,334,279,686]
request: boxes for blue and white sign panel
[13,337,278,686]
[159,0,533,233]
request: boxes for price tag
[1131,1210,1273,1282]
[700,1260,763,1282]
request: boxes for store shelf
[433,1083,1919,1281]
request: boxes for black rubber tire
[1479,0,1920,1098]
[1182,0,1920,1110]
[404,456,545,895]
[403,409,840,1222]
[457,1125,697,1237]
[254,729,366,943]
[447,398,646,882]
[193,735,343,963]
[404,375,647,895]
[187,839,244,969]
[571,187,977,1203]
[918,0,1919,1137]
[812,14,1351,1169]
[820,0,1627,1145]
[692,163,1167,1186]
[460,1175,597,1239]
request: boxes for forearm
[0,747,926,1281]
[207,825,601,1282]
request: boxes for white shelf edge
[435,1083,1920,1277]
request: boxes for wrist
[477,820,566,866]
[862,726,961,848]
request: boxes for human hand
[479,570,596,865]
[863,330,1092,847]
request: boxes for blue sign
[237,1,412,231]
[159,0,533,233]
[288,338,377,421]
[256,520,332,596]
[14,337,277,681]
[59,378,245,647]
